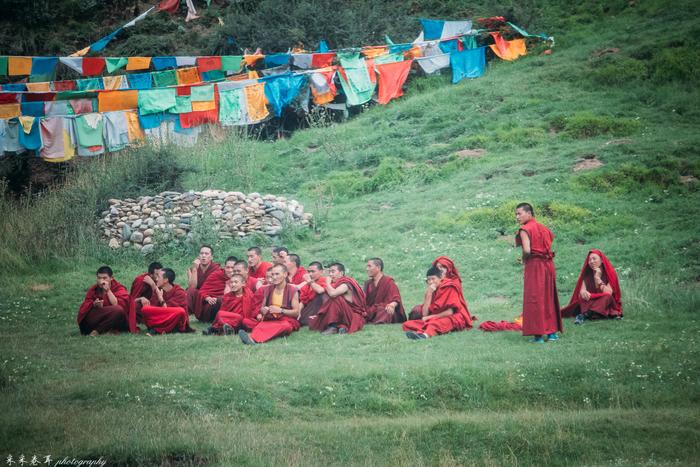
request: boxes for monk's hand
[421,315,432,322]
[192,258,201,268]
[580,289,591,301]
[155,287,164,303]
[137,297,149,306]
[256,313,263,322]
[269,306,282,315]
[93,298,103,308]
[143,275,156,287]
[385,302,396,314]
[302,273,312,283]
[205,296,217,305]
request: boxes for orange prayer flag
[362,46,388,59]
[98,90,139,112]
[125,110,145,143]
[244,83,269,122]
[192,100,216,112]
[0,103,21,119]
[26,82,51,92]
[176,67,201,85]
[126,57,152,71]
[243,54,264,67]
[8,56,32,75]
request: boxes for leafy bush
[589,55,648,85]
[649,47,700,84]
[560,112,641,138]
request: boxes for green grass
[2,1,700,465]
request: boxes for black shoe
[202,327,215,336]
[147,328,158,335]
[321,326,338,335]
[222,324,235,336]
[406,331,428,340]
[337,327,347,334]
[239,330,256,345]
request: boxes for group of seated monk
[77,245,621,343]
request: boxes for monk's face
[426,275,441,289]
[308,265,323,280]
[156,270,168,288]
[149,269,161,281]
[229,276,243,292]
[271,250,280,264]
[224,261,236,278]
[199,247,213,266]
[264,269,273,283]
[284,257,297,272]
[277,251,289,265]
[270,266,287,285]
[328,266,344,281]
[435,263,447,278]
[366,261,380,278]
[96,273,112,289]
[588,253,602,270]
[233,263,248,278]
[247,250,260,267]
[515,207,532,225]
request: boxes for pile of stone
[98,190,312,254]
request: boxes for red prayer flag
[197,56,222,73]
[82,57,106,76]
[158,0,180,14]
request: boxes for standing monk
[515,202,562,343]
[128,261,163,333]
[203,274,255,335]
[404,266,473,339]
[77,266,130,336]
[234,260,259,291]
[409,256,463,320]
[285,253,307,287]
[247,246,273,280]
[239,264,301,345]
[310,263,366,335]
[194,256,237,322]
[139,268,193,335]
[186,245,220,315]
[561,249,622,323]
[298,261,328,325]
[364,258,406,324]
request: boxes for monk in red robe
[364,257,405,324]
[193,256,237,322]
[515,203,562,343]
[234,260,260,291]
[309,262,366,335]
[186,245,220,315]
[409,256,463,320]
[202,274,255,335]
[404,266,473,339]
[247,246,272,280]
[285,253,307,287]
[128,261,162,333]
[77,266,130,336]
[561,249,622,323]
[239,264,301,345]
[298,261,328,325]
[251,267,273,316]
[271,246,289,265]
[140,268,194,335]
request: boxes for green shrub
[562,112,641,138]
[649,47,700,84]
[589,55,648,85]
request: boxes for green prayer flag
[138,88,177,114]
[374,52,404,65]
[221,56,243,72]
[152,69,177,87]
[169,95,192,114]
[75,114,105,147]
[76,78,103,91]
[191,84,214,102]
[0,56,8,76]
[106,57,128,73]
[337,51,375,106]
[219,89,243,125]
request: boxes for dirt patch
[28,283,52,292]
[522,170,536,177]
[603,138,632,146]
[574,156,604,171]
[680,175,698,184]
[455,148,487,159]
[591,47,620,58]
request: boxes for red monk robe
[141,285,193,334]
[246,275,259,291]
[128,273,155,333]
[299,276,327,326]
[193,269,228,322]
[186,262,220,315]
[403,278,473,336]
[77,279,130,335]
[409,256,462,320]
[364,275,406,324]
[310,276,366,334]
[248,261,272,280]
[561,249,622,319]
[211,287,255,332]
[290,266,307,285]
[247,283,300,343]
[516,218,562,336]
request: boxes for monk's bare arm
[308,280,326,294]
[105,288,118,306]
[421,287,434,316]
[283,294,301,318]
[326,283,349,298]
[519,230,531,258]
[187,268,198,288]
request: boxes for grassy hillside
[1,1,700,465]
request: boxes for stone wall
[99,190,312,254]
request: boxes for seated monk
[128,261,163,333]
[202,274,255,335]
[251,267,273,315]
[404,266,473,339]
[234,260,259,291]
[271,246,289,265]
[309,262,366,335]
[561,249,622,323]
[247,246,273,280]
[239,264,301,345]
[194,256,237,322]
[139,268,194,335]
[186,245,220,315]
[77,266,130,336]
[285,253,307,287]
[298,261,328,326]
[409,256,462,320]
[364,257,406,324]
